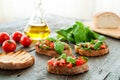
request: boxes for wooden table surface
[0,14,120,80]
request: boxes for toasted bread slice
[94,12,120,29]
[35,43,73,57]
[0,50,34,70]
[47,57,89,75]
[36,46,72,57]
[47,62,89,75]
[75,45,109,57]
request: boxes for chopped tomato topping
[59,62,64,67]
[100,44,106,49]
[60,59,66,64]
[85,43,89,48]
[76,59,84,66]
[90,44,94,49]
[72,56,76,59]
[53,61,60,67]
[45,40,50,45]
[49,42,54,49]
[64,44,68,49]
[47,59,54,66]
[36,42,39,46]
[94,40,98,42]
[67,63,73,68]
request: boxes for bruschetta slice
[35,37,73,57]
[47,54,89,75]
[75,40,109,56]
[0,50,35,70]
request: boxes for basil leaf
[56,21,106,44]
[56,34,66,41]
[59,53,67,59]
[85,26,96,41]
[67,32,75,43]
[98,35,106,41]
[82,56,88,61]
[46,37,56,42]
[94,41,103,50]
[66,56,76,64]
[54,41,64,55]
[56,25,73,39]
[73,22,86,44]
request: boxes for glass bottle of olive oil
[24,0,50,41]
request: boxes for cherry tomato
[20,35,32,47]
[67,63,73,68]
[100,44,106,49]
[12,31,23,42]
[2,40,16,52]
[0,32,10,44]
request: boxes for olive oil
[24,0,50,41]
[24,23,50,40]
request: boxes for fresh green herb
[98,36,106,41]
[39,44,43,49]
[82,56,88,61]
[59,53,67,59]
[80,43,92,52]
[94,41,103,50]
[46,37,56,42]
[39,40,42,43]
[44,46,50,50]
[57,34,66,41]
[56,25,73,40]
[66,56,76,64]
[54,41,64,55]
[73,22,86,44]
[56,21,105,44]
[90,39,95,44]
[67,32,75,43]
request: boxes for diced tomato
[36,42,39,46]
[59,62,64,67]
[53,61,60,67]
[78,57,86,63]
[80,44,82,47]
[85,43,89,48]
[72,56,76,59]
[64,44,68,49]
[45,40,50,45]
[94,40,98,42]
[76,59,84,66]
[67,63,73,68]
[100,44,106,49]
[47,59,54,66]
[60,59,66,64]
[90,44,94,49]
[49,42,54,49]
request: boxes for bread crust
[0,50,35,70]
[75,45,109,57]
[94,12,120,28]
[36,45,73,57]
[47,62,89,75]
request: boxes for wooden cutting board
[84,22,120,39]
